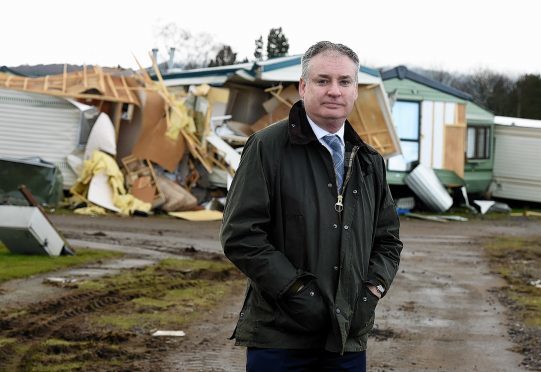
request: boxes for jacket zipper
[335,145,359,214]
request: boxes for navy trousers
[246,347,366,372]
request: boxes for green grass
[79,258,242,332]
[95,279,234,331]
[484,236,541,327]
[0,257,242,371]
[0,242,122,284]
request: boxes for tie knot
[322,135,341,152]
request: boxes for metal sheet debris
[405,164,453,212]
[0,206,66,256]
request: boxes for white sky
[2,0,540,76]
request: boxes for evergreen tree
[254,36,264,61]
[266,27,289,59]
[208,45,237,67]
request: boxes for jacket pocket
[274,280,329,334]
[350,285,379,336]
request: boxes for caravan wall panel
[492,125,541,202]
[0,89,81,187]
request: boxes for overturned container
[404,164,453,212]
[0,205,66,256]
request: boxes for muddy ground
[0,214,540,371]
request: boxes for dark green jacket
[220,101,402,353]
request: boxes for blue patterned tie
[322,135,344,191]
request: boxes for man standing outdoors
[220,41,402,371]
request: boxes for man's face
[299,52,358,133]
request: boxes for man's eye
[340,80,352,86]
[317,79,328,85]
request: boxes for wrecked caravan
[490,116,541,203]
[158,55,401,158]
[381,66,495,195]
[0,88,96,188]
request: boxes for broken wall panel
[226,84,269,124]
[443,103,466,177]
[348,84,400,157]
[131,90,187,172]
[0,88,83,188]
[251,84,300,131]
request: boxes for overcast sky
[3,0,539,76]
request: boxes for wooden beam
[120,76,136,103]
[62,64,67,93]
[83,65,88,88]
[98,66,106,94]
[106,74,119,98]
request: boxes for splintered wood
[348,85,399,157]
[0,66,140,105]
[142,54,213,173]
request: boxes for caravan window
[387,100,420,171]
[467,126,490,159]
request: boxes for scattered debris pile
[0,57,404,219]
[0,62,247,218]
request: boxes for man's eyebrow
[314,74,354,80]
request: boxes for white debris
[44,277,77,284]
[151,330,186,337]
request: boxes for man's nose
[327,81,341,96]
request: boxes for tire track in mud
[0,265,241,371]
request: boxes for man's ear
[299,78,306,99]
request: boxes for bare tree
[154,23,223,70]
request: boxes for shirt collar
[306,114,345,146]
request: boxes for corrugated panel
[492,125,541,202]
[0,89,81,188]
[491,177,541,203]
[404,164,453,212]
[493,126,541,180]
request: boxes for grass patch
[484,236,541,369]
[0,257,243,371]
[96,278,235,331]
[0,337,17,347]
[0,243,122,284]
[88,258,242,332]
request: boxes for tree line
[155,24,289,69]
[412,68,541,120]
[155,24,540,120]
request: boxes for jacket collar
[288,100,367,150]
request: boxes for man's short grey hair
[301,41,360,83]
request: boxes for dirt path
[368,221,530,371]
[2,214,538,371]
